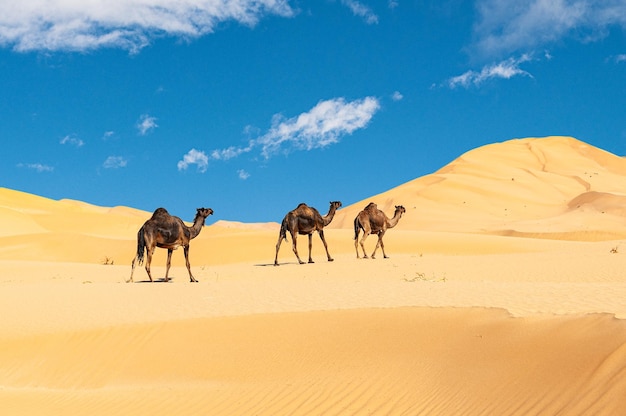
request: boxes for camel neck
[323,206,337,226]
[188,216,205,238]
[388,211,403,228]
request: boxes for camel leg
[318,230,333,262]
[371,232,385,259]
[307,233,314,263]
[274,234,284,266]
[164,248,173,282]
[359,232,371,259]
[354,229,361,259]
[291,233,305,264]
[184,246,198,282]
[129,228,144,283]
[144,247,155,282]
[380,236,389,259]
[128,256,137,283]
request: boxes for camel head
[329,201,342,210]
[395,205,406,215]
[195,207,214,224]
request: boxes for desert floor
[2,228,626,415]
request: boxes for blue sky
[1,0,626,223]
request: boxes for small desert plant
[610,246,619,254]
[101,256,115,265]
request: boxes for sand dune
[331,136,626,238]
[2,136,626,415]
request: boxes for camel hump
[293,203,315,216]
[364,202,377,211]
[152,207,170,217]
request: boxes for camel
[274,201,342,266]
[354,202,406,259]
[128,207,213,283]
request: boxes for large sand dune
[1,136,626,415]
[331,136,626,239]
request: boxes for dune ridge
[2,136,626,415]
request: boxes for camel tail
[135,227,146,265]
[279,217,289,243]
[354,216,361,240]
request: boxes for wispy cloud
[210,143,254,161]
[102,131,115,140]
[237,169,251,180]
[180,96,380,173]
[0,1,295,53]
[612,54,626,63]
[445,54,534,89]
[472,0,626,58]
[257,96,380,158]
[177,149,209,173]
[137,114,158,135]
[103,156,128,169]
[60,135,84,147]
[17,163,54,173]
[218,96,380,160]
[342,0,379,24]
[391,91,403,101]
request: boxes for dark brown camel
[274,201,342,266]
[128,207,213,282]
[354,202,406,259]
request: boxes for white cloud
[0,1,295,52]
[208,96,380,162]
[341,0,379,24]
[614,54,626,63]
[102,131,115,140]
[446,54,533,89]
[178,149,209,173]
[60,135,84,147]
[237,169,251,180]
[137,114,158,135]
[210,143,253,161]
[472,0,626,58]
[103,156,128,169]
[17,163,54,173]
[391,91,403,101]
[258,96,380,158]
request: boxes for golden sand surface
[1,136,626,415]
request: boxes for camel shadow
[255,262,303,267]
[133,277,176,283]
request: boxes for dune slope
[331,136,626,240]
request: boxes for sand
[2,136,626,415]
